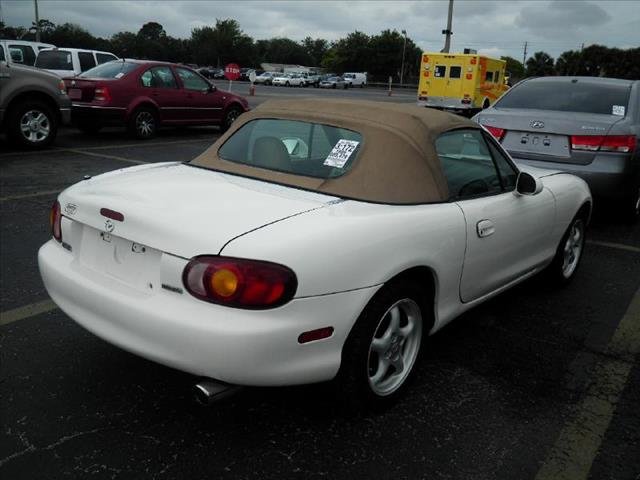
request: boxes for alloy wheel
[136,111,155,137]
[19,110,50,144]
[367,298,423,396]
[562,219,584,278]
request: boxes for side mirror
[516,172,543,195]
[208,83,217,93]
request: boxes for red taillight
[94,86,111,102]
[571,135,636,153]
[483,125,505,141]
[183,256,297,309]
[50,201,62,242]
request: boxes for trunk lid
[476,108,626,165]
[63,77,111,102]
[59,162,335,259]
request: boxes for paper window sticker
[324,139,360,168]
[612,105,625,116]
[115,72,125,79]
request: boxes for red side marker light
[100,208,124,222]
[298,327,334,344]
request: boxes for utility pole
[522,41,528,67]
[400,29,407,85]
[442,0,454,53]
[34,0,40,42]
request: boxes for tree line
[1,18,638,82]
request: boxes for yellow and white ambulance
[417,51,509,115]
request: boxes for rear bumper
[511,154,639,200]
[71,104,127,126]
[38,240,377,386]
[417,96,473,110]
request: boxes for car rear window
[36,50,73,70]
[496,80,632,115]
[217,119,363,179]
[79,61,138,79]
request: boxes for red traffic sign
[224,63,241,81]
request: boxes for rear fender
[126,97,160,121]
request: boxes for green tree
[44,23,100,49]
[525,51,555,77]
[500,56,524,81]
[368,29,420,81]
[191,19,255,67]
[301,37,328,66]
[555,50,582,76]
[138,22,166,42]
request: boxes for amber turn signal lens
[210,269,239,297]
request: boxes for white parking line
[587,240,640,254]
[0,299,58,326]
[534,287,640,480]
[62,148,148,165]
[0,138,214,158]
[0,190,61,202]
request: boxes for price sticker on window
[612,105,625,116]
[324,140,360,168]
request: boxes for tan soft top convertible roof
[190,98,479,204]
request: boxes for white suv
[35,48,119,77]
[0,40,55,66]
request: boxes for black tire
[128,106,158,139]
[8,100,58,150]
[220,105,243,133]
[285,81,290,87]
[545,211,587,285]
[78,124,102,135]
[333,281,427,411]
[360,83,364,88]
[332,84,336,89]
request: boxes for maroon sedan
[65,60,249,138]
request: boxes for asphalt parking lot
[1,87,639,480]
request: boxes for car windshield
[79,61,138,79]
[217,119,363,179]
[35,50,73,70]
[496,80,632,115]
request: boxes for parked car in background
[301,72,321,88]
[39,99,591,409]
[1,51,71,149]
[272,73,293,87]
[474,76,639,221]
[65,60,249,138]
[320,76,348,89]
[239,68,254,81]
[254,72,277,85]
[0,39,55,66]
[197,67,216,79]
[344,72,367,88]
[36,48,119,77]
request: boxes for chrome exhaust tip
[193,378,241,406]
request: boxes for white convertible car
[39,99,591,408]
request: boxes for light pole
[400,29,407,85]
[34,0,40,42]
[442,0,454,53]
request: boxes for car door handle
[151,92,160,97]
[477,219,495,238]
